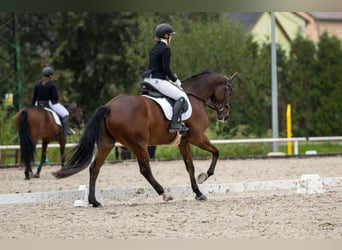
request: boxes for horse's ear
[230,72,238,83]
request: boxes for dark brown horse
[14,103,83,180]
[53,70,237,207]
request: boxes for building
[229,12,307,54]
[229,12,342,53]
[297,12,342,43]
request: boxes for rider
[31,66,73,136]
[142,23,189,133]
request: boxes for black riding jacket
[143,41,177,82]
[31,80,59,105]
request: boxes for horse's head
[65,103,84,129]
[207,72,236,122]
[184,70,236,122]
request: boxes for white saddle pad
[44,107,62,126]
[142,95,192,121]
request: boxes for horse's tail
[18,109,36,166]
[52,106,109,179]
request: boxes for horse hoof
[91,202,103,208]
[24,177,30,180]
[195,194,207,201]
[33,174,40,178]
[197,172,208,184]
[162,193,174,201]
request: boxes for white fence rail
[0,137,341,164]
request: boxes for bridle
[207,80,232,114]
[186,76,234,115]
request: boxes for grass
[154,142,342,160]
[1,140,341,167]
[279,142,342,155]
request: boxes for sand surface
[0,156,341,239]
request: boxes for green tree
[313,32,342,135]
[286,35,317,136]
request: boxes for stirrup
[168,123,189,133]
[65,128,75,136]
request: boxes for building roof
[228,12,263,31]
[309,12,342,21]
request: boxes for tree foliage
[0,12,341,145]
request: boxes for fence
[1,136,341,165]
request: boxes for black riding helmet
[155,23,176,38]
[42,66,54,77]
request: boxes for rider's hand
[173,79,182,88]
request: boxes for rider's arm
[50,82,59,104]
[31,84,38,105]
[161,47,177,82]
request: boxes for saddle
[36,101,62,127]
[37,101,49,108]
[140,82,175,105]
[139,81,192,122]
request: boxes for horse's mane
[182,70,215,82]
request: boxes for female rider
[32,66,73,136]
[142,23,189,133]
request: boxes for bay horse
[53,70,237,207]
[14,103,83,180]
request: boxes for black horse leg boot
[168,97,189,133]
[61,115,74,136]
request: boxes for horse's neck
[184,77,216,101]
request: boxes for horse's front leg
[34,141,48,178]
[178,141,207,201]
[192,135,219,184]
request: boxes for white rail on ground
[0,175,341,206]
[1,136,342,156]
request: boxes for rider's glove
[173,79,182,88]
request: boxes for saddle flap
[141,95,192,122]
[43,107,62,127]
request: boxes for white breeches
[49,102,69,118]
[143,77,189,102]
[34,101,69,118]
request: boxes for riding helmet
[42,66,54,76]
[155,23,176,38]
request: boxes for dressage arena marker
[0,175,341,206]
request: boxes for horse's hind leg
[34,141,48,178]
[88,146,113,207]
[134,146,173,201]
[178,141,206,201]
[59,136,66,167]
[24,163,33,180]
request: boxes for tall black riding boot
[168,97,189,133]
[61,115,74,136]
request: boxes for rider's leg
[144,78,190,133]
[49,101,73,136]
[169,97,189,133]
[61,115,73,136]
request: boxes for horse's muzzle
[217,113,229,122]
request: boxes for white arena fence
[0,136,341,165]
[0,174,341,206]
